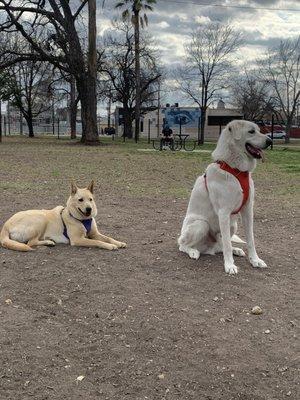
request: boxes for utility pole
[157,79,161,138]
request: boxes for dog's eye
[89,198,93,202]
[78,198,84,202]
[248,129,255,134]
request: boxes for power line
[159,0,300,13]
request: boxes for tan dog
[0,181,126,252]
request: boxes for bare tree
[0,0,99,145]
[99,22,161,138]
[174,22,243,143]
[231,71,275,121]
[0,58,56,137]
[259,37,300,143]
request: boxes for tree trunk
[123,107,133,138]
[24,111,34,138]
[134,10,141,143]
[77,75,99,145]
[69,77,77,139]
[200,107,206,144]
[76,0,99,145]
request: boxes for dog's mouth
[78,207,91,217]
[245,143,263,159]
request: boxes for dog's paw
[225,263,238,275]
[117,241,127,248]
[187,248,200,260]
[45,240,55,247]
[232,247,245,257]
[108,244,118,251]
[249,257,267,268]
[179,244,186,253]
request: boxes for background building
[115,100,243,140]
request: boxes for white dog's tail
[231,234,246,244]
[0,225,33,252]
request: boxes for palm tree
[115,0,156,142]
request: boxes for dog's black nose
[86,207,92,214]
[266,137,273,148]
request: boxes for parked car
[104,127,116,135]
[267,130,286,139]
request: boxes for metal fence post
[179,117,182,137]
[0,101,2,143]
[57,118,60,139]
[148,119,151,144]
[271,115,274,150]
[4,115,7,136]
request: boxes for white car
[267,131,286,139]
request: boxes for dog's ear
[228,121,242,140]
[71,181,78,195]
[87,180,94,194]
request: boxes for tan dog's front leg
[27,237,55,247]
[89,226,126,248]
[70,237,118,250]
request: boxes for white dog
[178,120,272,274]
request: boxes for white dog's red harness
[204,161,250,215]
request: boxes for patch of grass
[280,164,300,173]
[52,169,60,177]
[0,182,35,191]
[0,136,299,204]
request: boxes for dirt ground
[0,137,299,400]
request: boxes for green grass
[0,136,299,204]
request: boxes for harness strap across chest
[60,209,93,240]
[204,161,250,215]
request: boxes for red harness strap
[204,161,250,215]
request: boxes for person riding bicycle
[161,124,174,149]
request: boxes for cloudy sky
[99,0,300,63]
[95,0,299,106]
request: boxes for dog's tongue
[246,143,263,159]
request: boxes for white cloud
[194,15,211,24]
[156,21,170,29]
